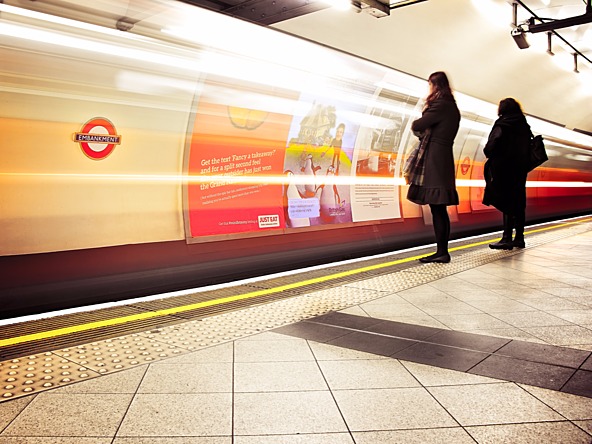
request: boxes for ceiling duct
[527,0,592,33]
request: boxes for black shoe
[419,253,451,263]
[489,240,513,250]
[513,239,526,248]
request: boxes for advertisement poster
[282,95,360,228]
[185,75,417,240]
[350,86,415,222]
[186,85,293,238]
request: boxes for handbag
[403,129,431,186]
[527,134,548,172]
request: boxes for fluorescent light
[318,0,353,11]
[0,3,139,38]
[0,22,201,71]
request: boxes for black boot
[512,238,525,248]
[513,212,525,248]
[489,213,514,250]
[489,238,514,250]
[419,252,451,263]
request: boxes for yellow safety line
[1,217,590,349]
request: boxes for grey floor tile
[397,291,458,305]
[238,332,296,341]
[519,279,578,291]
[365,320,442,341]
[553,310,592,325]
[582,355,592,371]
[523,325,592,347]
[353,428,476,444]
[469,354,576,391]
[395,285,449,298]
[0,438,112,443]
[466,421,592,444]
[565,296,592,308]
[339,305,373,317]
[273,321,350,343]
[401,361,500,387]
[234,433,354,443]
[234,338,314,362]
[445,289,506,303]
[393,342,489,372]
[234,391,347,435]
[428,382,563,426]
[333,387,457,431]
[519,385,592,420]
[235,361,328,392]
[117,393,232,437]
[464,299,538,314]
[0,396,33,431]
[162,342,234,363]
[426,329,510,353]
[360,293,410,305]
[308,342,389,361]
[562,370,592,398]
[113,439,230,444]
[51,366,148,394]
[495,340,590,368]
[327,331,415,357]
[542,287,592,298]
[433,313,513,331]
[309,312,383,330]
[493,311,572,328]
[461,327,546,343]
[575,420,592,435]
[360,314,446,328]
[318,359,419,390]
[359,302,431,318]
[138,363,232,393]
[414,301,483,316]
[2,393,133,437]
[524,297,589,311]
[489,287,549,299]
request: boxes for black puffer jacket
[482,113,531,214]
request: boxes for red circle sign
[74,118,121,160]
[461,156,471,175]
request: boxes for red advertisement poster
[187,98,292,238]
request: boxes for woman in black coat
[408,71,461,263]
[483,97,531,250]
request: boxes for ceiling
[181,0,592,133]
[6,0,591,132]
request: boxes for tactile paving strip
[1,218,591,402]
[53,335,185,374]
[1,353,99,399]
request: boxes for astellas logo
[258,215,280,228]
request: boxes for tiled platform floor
[1,226,592,443]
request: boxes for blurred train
[1,0,591,319]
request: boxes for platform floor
[1,218,592,443]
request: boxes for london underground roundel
[74,117,122,160]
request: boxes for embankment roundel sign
[73,117,122,160]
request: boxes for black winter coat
[482,113,531,215]
[407,96,460,206]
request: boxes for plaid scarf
[403,128,431,186]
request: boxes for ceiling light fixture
[511,0,592,68]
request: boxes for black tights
[429,204,450,255]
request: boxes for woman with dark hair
[483,97,532,250]
[407,71,461,263]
